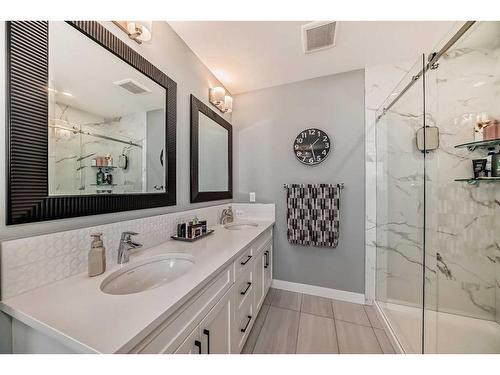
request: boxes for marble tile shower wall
[375,23,500,322]
[0,204,227,300]
[364,61,415,303]
[424,31,500,321]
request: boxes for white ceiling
[168,21,459,94]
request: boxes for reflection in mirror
[198,113,229,192]
[48,22,166,196]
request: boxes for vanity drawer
[235,246,254,279]
[133,265,234,354]
[253,228,272,255]
[235,269,253,311]
[233,291,254,353]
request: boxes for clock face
[293,128,331,165]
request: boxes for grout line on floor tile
[250,305,271,354]
[333,317,372,328]
[294,310,302,354]
[371,326,384,354]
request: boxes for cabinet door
[200,291,232,354]
[264,245,272,292]
[174,326,202,354]
[253,250,265,311]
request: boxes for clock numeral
[308,129,315,135]
[322,150,327,155]
[296,138,303,144]
[317,156,321,161]
[294,144,299,150]
[318,131,321,137]
[297,151,302,156]
[302,156,307,162]
[325,142,330,149]
[308,158,314,163]
[301,132,307,138]
[323,136,328,142]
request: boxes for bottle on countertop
[88,233,106,277]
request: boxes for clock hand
[310,138,319,159]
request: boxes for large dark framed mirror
[190,95,232,203]
[6,21,177,225]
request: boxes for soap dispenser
[88,233,106,277]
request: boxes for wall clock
[293,128,331,165]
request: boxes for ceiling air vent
[302,21,337,54]
[113,79,151,94]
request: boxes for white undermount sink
[100,253,195,295]
[224,222,258,230]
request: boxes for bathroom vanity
[0,220,274,354]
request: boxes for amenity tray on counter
[171,229,214,242]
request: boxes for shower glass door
[375,56,426,353]
[424,21,500,354]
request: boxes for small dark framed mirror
[6,21,177,225]
[190,95,233,203]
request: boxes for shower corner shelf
[454,138,500,151]
[454,177,500,185]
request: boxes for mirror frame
[6,21,177,225]
[190,95,233,203]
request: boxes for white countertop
[0,220,274,353]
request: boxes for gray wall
[233,69,365,294]
[0,21,231,242]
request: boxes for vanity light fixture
[112,21,152,44]
[209,87,233,113]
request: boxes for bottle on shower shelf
[96,167,105,185]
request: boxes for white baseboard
[271,279,365,305]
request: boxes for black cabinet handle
[240,255,252,265]
[194,340,202,354]
[240,315,252,333]
[203,329,210,354]
[264,251,269,268]
[240,282,252,295]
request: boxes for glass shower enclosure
[375,21,500,353]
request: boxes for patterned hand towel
[309,184,340,248]
[285,184,311,245]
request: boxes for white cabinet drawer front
[234,228,272,280]
[235,269,253,311]
[252,229,272,256]
[233,293,254,353]
[174,326,201,354]
[135,265,234,354]
[235,247,254,279]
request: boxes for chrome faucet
[220,206,234,225]
[117,231,142,264]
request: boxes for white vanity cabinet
[264,244,273,293]
[5,225,274,354]
[175,289,232,354]
[253,248,266,311]
[134,227,273,355]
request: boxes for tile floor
[242,288,396,354]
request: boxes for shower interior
[375,21,500,354]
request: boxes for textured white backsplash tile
[0,203,275,300]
